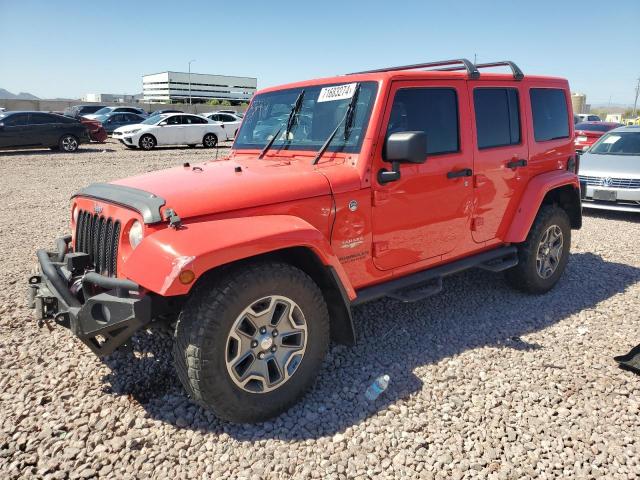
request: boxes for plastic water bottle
[365,374,390,402]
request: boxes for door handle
[506,159,527,169]
[447,168,473,179]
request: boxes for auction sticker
[317,83,357,103]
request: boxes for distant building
[571,93,588,114]
[82,93,138,103]
[142,71,257,104]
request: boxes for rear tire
[173,262,330,423]
[505,205,571,294]
[202,133,217,148]
[59,134,79,152]
[139,134,156,150]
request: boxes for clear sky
[1,0,638,105]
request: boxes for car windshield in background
[575,122,614,132]
[93,107,111,115]
[141,115,167,125]
[590,132,640,155]
[234,81,378,154]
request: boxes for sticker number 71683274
[317,83,357,103]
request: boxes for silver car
[578,125,640,213]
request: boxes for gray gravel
[1,140,640,479]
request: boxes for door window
[220,114,237,122]
[29,113,57,125]
[167,115,181,125]
[473,88,521,149]
[183,115,207,124]
[530,88,569,142]
[3,114,29,126]
[386,88,459,155]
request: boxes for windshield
[93,107,112,115]
[141,115,167,125]
[234,81,378,154]
[575,122,615,132]
[590,131,640,155]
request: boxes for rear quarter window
[530,88,570,142]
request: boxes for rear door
[468,82,529,242]
[29,113,61,145]
[182,115,207,143]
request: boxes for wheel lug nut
[258,352,265,359]
[251,340,258,348]
[259,327,267,334]
[270,346,277,352]
[272,330,278,337]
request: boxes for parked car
[79,118,107,142]
[579,125,640,212]
[200,111,242,139]
[83,106,147,120]
[149,109,183,117]
[94,112,147,134]
[63,105,107,119]
[29,58,582,423]
[576,113,602,122]
[111,113,226,149]
[0,111,89,152]
[0,107,6,113]
[574,121,622,152]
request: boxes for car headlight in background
[128,221,144,249]
[124,129,141,135]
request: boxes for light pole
[188,59,196,105]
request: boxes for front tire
[173,262,330,423]
[505,205,571,294]
[139,134,156,150]
[59,134,79,152]
[202,133,217,148]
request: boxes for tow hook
[37,316,54,332]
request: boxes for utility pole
[633,77,640,119]
[188,59,196,105]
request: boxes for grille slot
[75,209,120,276]
[579,175,640,189]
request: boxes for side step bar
[352,246,518,306]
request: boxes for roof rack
[349,58,524,81]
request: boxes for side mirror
[379,131,427,184]
[158,121,167,126]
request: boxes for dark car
[0,111,89,152]
[63,105,108,119]
[94,112,146,134]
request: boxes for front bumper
[580,184,640,213]
[28,236,153,357]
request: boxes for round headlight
[128,221,144,249]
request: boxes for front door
[468,82,529,242]
[371,80,474,271]
[0,113,31,147]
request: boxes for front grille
[579,175,640,189]
[75,210,121,276]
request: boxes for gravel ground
[1,139,639,479]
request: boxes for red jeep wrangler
[29,59,581,423]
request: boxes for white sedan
[112,113,226,150]
[200,111,242,140]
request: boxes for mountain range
[0,88,40,100]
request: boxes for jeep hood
[97,157,332,221]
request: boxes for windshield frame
[233,81,379,155]
[589,130,640,156]
[141,114,168,125]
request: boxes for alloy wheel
[61,136,78,152]
[225,295,307,393]
[536,225,563,279]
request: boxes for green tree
[207,99,220,106]
[221,100,231,106]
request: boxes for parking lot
[1,140,639,479]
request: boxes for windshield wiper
[258,90,305,159]
[312,83,360,165]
